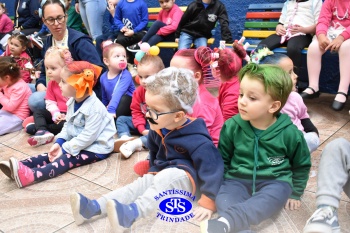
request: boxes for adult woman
[14,0,41,35]
[28,0,103,112]
[74,0,106,40]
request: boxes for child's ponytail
[0,56,21,81]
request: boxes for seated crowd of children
[0,0,349,232]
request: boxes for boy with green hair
[201,63,311,233]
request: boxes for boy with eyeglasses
[69,67,224,231]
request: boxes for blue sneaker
[107,199,138,231]
[70,192,101,225]
[303,206,340,233]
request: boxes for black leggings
[33,109,65,135]
[259,34,313,75]
[115,94,132,120]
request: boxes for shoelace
[310,207,333,221]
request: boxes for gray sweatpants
[97,168,193,219]
[316,138,350,208]
[0,110,23,135]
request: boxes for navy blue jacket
[37,28,104,98]
[147,118,224,211]
[14,0,41,29]
[102,9,119,34]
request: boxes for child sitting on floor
[0,61,116,188]
[255,46,320,153]
[70,67,224,230]
[26,46,72,147]
[0,56,32,135]
[114,54,165,158]
[100,42,135,120]
[200,63,311,233]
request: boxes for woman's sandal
[331,92,348,111]
[300,87,320,99]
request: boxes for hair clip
[250,47,274,64]
[102,40,113,49]
[134,42,160,64]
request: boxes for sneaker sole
[107,200,126,233]
[200,219,209,233]
[70,193,88,226]
[0,161,14,179]
[303,223,339,233]
[28,133,54,147]
[113,137,135,153]
[9,157,22,188]
[126,47,140,53]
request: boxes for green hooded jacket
[218,113,311,200]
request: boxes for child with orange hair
[0,61,116,188]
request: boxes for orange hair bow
[66,65,102,98]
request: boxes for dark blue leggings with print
[21,150,104,182]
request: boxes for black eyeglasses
[140,102,178,120]
[44,15,66,25]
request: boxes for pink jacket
[281,92,309,132]
[189,84,224,146]
[218,78,240,121]
[45,80,68,117]
[0,14,13,34]
[317,0,350,40]
[156,4,183,36]
[0,79,31,120]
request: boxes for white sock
[120,135,132,140]
[218,217,231,232]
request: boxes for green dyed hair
[238,63,292,115]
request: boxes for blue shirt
[100,69,135,114]
[114,0,148,33]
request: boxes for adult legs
[28,91,46,112]
[79,0,106,40]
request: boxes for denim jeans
[178,32,208,49]
[142,21,175,46]
[116,115,149,147]
[28,91,46,112]
[79,0,106,40]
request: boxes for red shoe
[22,116,34,128]
[133,160,150,176]
[10,157,34,188]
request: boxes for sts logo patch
[154,189,196,223]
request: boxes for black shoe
[331,92,347,111]
[300,87,320,99]
[127,44,140,52]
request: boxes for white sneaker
[113,136,135,153]
[303,206,340,233]
[119,140,143,159]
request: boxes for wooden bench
[147,7,215,49]
[240,3,308,54]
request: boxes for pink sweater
[280,92,309,132]
[0,14,14,34]
[189,84,224,146]
[317,0,350,40]
[45,80,68,116]
[156,4,184,36]
[218,78,240,121]
[0,79,31,120]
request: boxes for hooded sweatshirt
[218,113,311,200]
[147,118,224,211]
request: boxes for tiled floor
[1,93,350,233]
